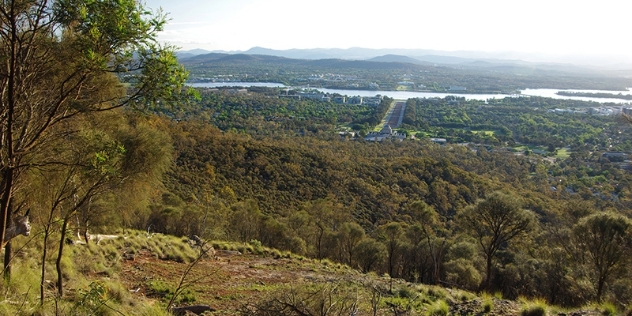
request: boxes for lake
[520,88,632,104]
[188,82,287,88]
[188,82,632,104]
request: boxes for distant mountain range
[177,47,632,77]
[178,47,519,64]
[180,53,424,72]
[176,47,632,74]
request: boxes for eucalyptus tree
[35,116,129,299]
[406,200,447,285]
[337,221,365,266]
[378,222,404,280]
[0,0,188,249]
[457,191,537,291]
[572,212,632,302]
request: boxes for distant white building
[297,92,330,102]
[590,107,615,115]
[364,125,406,142]
[429,138,447,145]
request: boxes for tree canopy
[573,212,632,302]
[0,0,188,246]
[457,191,536,290]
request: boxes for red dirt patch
[119,249,351,314]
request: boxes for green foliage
[71,281,124,316]
[481,292,494,313]
[444,258,482,290]
[147,280,171,296]
[600,302,617,316]
[458,191,536,290]
[249,239,264,254]
[147,280,196,304]
[354,238,387,273]
[397,286,417,299]
[5,41,632,313]
[403,97,632,151]
[573,212,632,302]
[519,297,549,316]
[0,0,189,310]
[0,257,42,314]
[520,305,546,316]
[143,87,632,307]
[427,299,450,316]
[54,0,190,108]
[243,283,364,316]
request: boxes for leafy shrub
[71,281,110,315]
[483,300,493,313]
[521,305,546,316]
[147,280,196,304]
[444,258,482,290]
[519,297,549,316]
[244,283,365,315]
[601,302,617,316]
[481,292,493,313]
[249,239,263,253]
[148,280,173,297]
[427,299,449,316]
[397,286,416,299]
[426,286,448,300]
[237,243,255,255]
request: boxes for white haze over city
[144,0,632,66]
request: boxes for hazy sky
[144,0,631,63]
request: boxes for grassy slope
[1,232,614,316]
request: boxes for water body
[315,88,511,101]
[188,82,632,104]
[188,82,287,88]
[521,88,632,104]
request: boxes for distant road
[383,100,407,128]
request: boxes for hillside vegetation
[2,0,632,314]
[6,85,632,314]
[2,231,619,315]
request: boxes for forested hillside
[124,87,632,309]
[2,0,632,313]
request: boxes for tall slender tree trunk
[56,217,70,297]
[40,226,50,305]
[1,0,20,251]
[427,235,445,285]
[596,274,606,302]
[3,197,14,280]
[0,169,15,254]
[3,242,11,281]
[317,226,324,260]
[484,254,493,291]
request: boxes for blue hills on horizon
[176,47,632,75]
[176,46,632,73]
